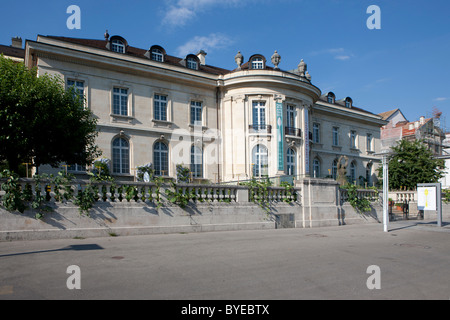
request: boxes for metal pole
[382,155,389,232]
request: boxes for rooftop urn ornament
[235,51,243,70]
[104,30,109,41]
[305,71,311,81]
[298,59,307,77]
[271,50,281,69]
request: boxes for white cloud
[162,0,251,27]
[310,48,354,61]
[164,6,196,27]
[335,55,350,61]
[176,33,234,57]
[434,97,448,102]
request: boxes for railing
[339,188,380,204]
[285,127,302,137]
[0,178,300,205]
[249,124,272,134]
[250,186,299,203]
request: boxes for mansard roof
[44,36,231,76]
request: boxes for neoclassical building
[23,33,386,184]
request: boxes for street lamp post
[375,149,393,233]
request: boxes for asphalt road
[0,221,449,302]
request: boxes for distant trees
[0,55,101,174]
[378,139,445,190]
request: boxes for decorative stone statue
[271,50,281,69]
[298,59,307,77]
[337,155,349,186]
[235,51,243,70]
[305,71,311,81]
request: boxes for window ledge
[110,114,134,123]
[152,119,173,128]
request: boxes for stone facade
[24,34,386,184]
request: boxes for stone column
[295,177,340,228]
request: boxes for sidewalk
[1,223,449,300]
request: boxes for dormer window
[345,97,353,108]
[151,48,163,62]
[111,39,125,53]
[186,55,199,70]
[327,92,335,104]
[252,57,264,69]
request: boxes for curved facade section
[220,69,321,181]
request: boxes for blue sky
[1,0,449,128]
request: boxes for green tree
[378,139,445,190]
[0,55,101,173]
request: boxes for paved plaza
[0,221,449,301]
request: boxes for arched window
[112,137,129,174]
[154,141,168,176]
[350,161,357,183]
[252,144,268,178]
[286,148,296,176]
[190,145,203,178]
[332,159,338,180]
[313,158,321,178]
[345,97,353,108]
[111,39,125,53]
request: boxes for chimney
[414,121,419,129]
[11,36,22,48]
[420,116,425,125]
[197,50,207,65]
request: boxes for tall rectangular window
[190,101,202,125]
[367,133,373,152]
[252,101,266,131]
[67,80,84,99]
[350,130,357,148]
[154,94,167,121]
[313,123,320,143]
[332,127,339,146]
[286,105,295,128]
[113,87,128,116]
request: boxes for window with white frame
[313,158,321,178]
[286,148,296,176]
[251,57,264,69]
[312,123,320,143]
[187,57,198,70]
[332,127,339,146]
[252,101,266,131]
[367,133,373,152]
[151,48,164,62]
[154,141,169,176]
[190,145,203,178]
[252,144,268,177]
[113,87,128,116]
[111,39,125,53]
[190,101,202,125]
[112,137,130,174]
[67,80,84,100]
[332,159,338,180]
[350,130,357,148]
[154,94,168,121]
[286,105,296,129]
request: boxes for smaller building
[0,37,24,62]
[380,109,445,156]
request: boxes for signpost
[417,183,442,227]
